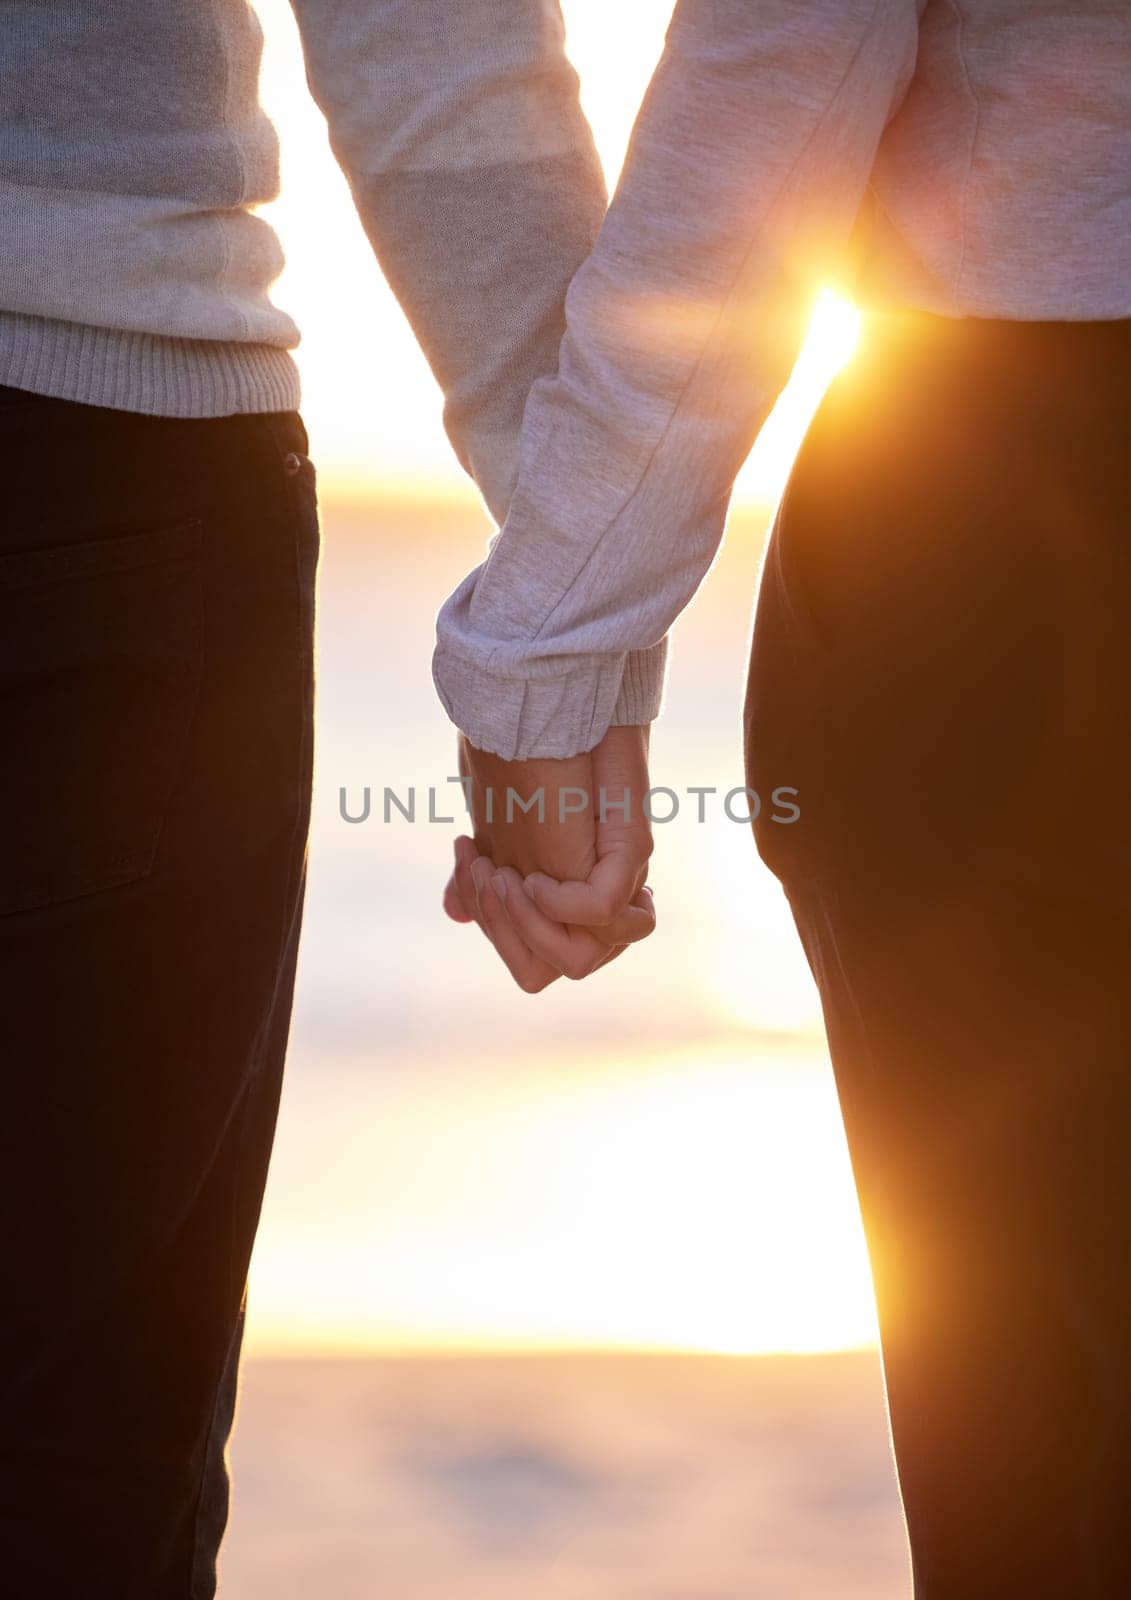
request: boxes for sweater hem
[0,312,302,418]
[432,639,666,761]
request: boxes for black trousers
[0,387,318,1597]
[747,313,1131,1597]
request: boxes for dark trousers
[746,313,1131,1597]
[0,386,318,1597]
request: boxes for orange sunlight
[249,1050,879,1357]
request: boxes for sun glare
[736,289,862,506]
[248,1052,879,1358]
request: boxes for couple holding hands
[2,1,1128,1594]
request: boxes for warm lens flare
[737,289,862,505]
[809,287,864,371]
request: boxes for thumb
[525,840,647,927]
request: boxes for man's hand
[442,725,656,991]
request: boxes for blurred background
[224,3,911,1595]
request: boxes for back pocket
[0,520,203,916]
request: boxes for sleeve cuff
[432,638,667,761]
[611,639,667,729]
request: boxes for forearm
[435,0,920,759]
[288,0,606,524]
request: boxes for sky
[241,0,878,1359]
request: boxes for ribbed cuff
[0,311,301,418]
[432,639,667,761]
[611,640,667,728]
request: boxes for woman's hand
[442,725,656,991]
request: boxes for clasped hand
[442,725,655,990]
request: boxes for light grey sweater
[2,1,1128,758]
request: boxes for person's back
[0,6,608,1593]
[0,1,298,413]
[864,0,1129,318]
